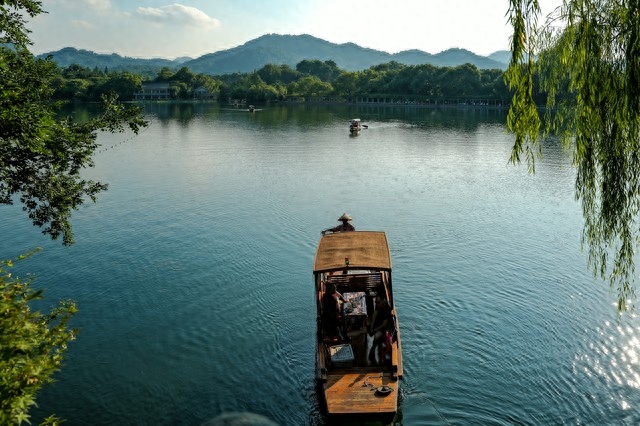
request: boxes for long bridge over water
[284,94,508,108]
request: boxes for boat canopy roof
[313,231,391,272]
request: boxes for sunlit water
[2,104,639,425]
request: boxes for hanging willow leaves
[506,0,640,312]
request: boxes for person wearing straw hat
[321,213,355,235]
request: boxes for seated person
[368,296,391,365]
[323,283,345,336]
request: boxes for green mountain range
[37,33,510,76]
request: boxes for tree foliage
[45,58,509,105]
[1,2,148,424]
[0,0,42,47]
[506,0,640,311]
[1,252,77,425]
[0,2,147,245]
[296,59,341,82]
[289,75,333,98]
[256,63,300,85]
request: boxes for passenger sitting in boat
[323,283,345,336]
[368,296,391,365]
[321,213,355,235]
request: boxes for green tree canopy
[97,71,142,101]
[333,71,360,100]
[1,2,148,424]
[257,63,300,85]
[296,59,341,82]
[507,0,640,312]
[1,253,77,425]
[289,75,333,98]
[1,2,147,245]
[440,63,481,97]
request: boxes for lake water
[2,103,639,425]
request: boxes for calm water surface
[2,104,639,425]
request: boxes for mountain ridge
[37,33,510,76]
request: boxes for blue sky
[28,0,562,59]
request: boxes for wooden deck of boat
[323,371,398,416]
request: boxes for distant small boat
[248,105,255,112]
[349,118,362,135]
[313,230,403,423]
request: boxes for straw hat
[338,213,352,222]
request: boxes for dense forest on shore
[51,59,530,105]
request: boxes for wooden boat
[313,231,403,423]
[349,118,362,135]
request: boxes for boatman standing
[321,213,355,235]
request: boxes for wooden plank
[396,343,403,379]
[323,372,398,416]
[391,341,402,379]
[392,319,403,379]
[317,345,327,381]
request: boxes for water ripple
[10,105,639,425]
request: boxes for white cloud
[82,0,111,11]
[71,19,94,30]
[52,0,112,12]
[136,3,220,28]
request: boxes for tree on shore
[1,2,146,245]
[506,0,640,312]
[1,1,148,424]
[1,252,77,426]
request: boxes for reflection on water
[1,104,638,425]
[140,102,510,131]
[572,318,640,415]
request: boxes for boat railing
[326,273,382,293]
